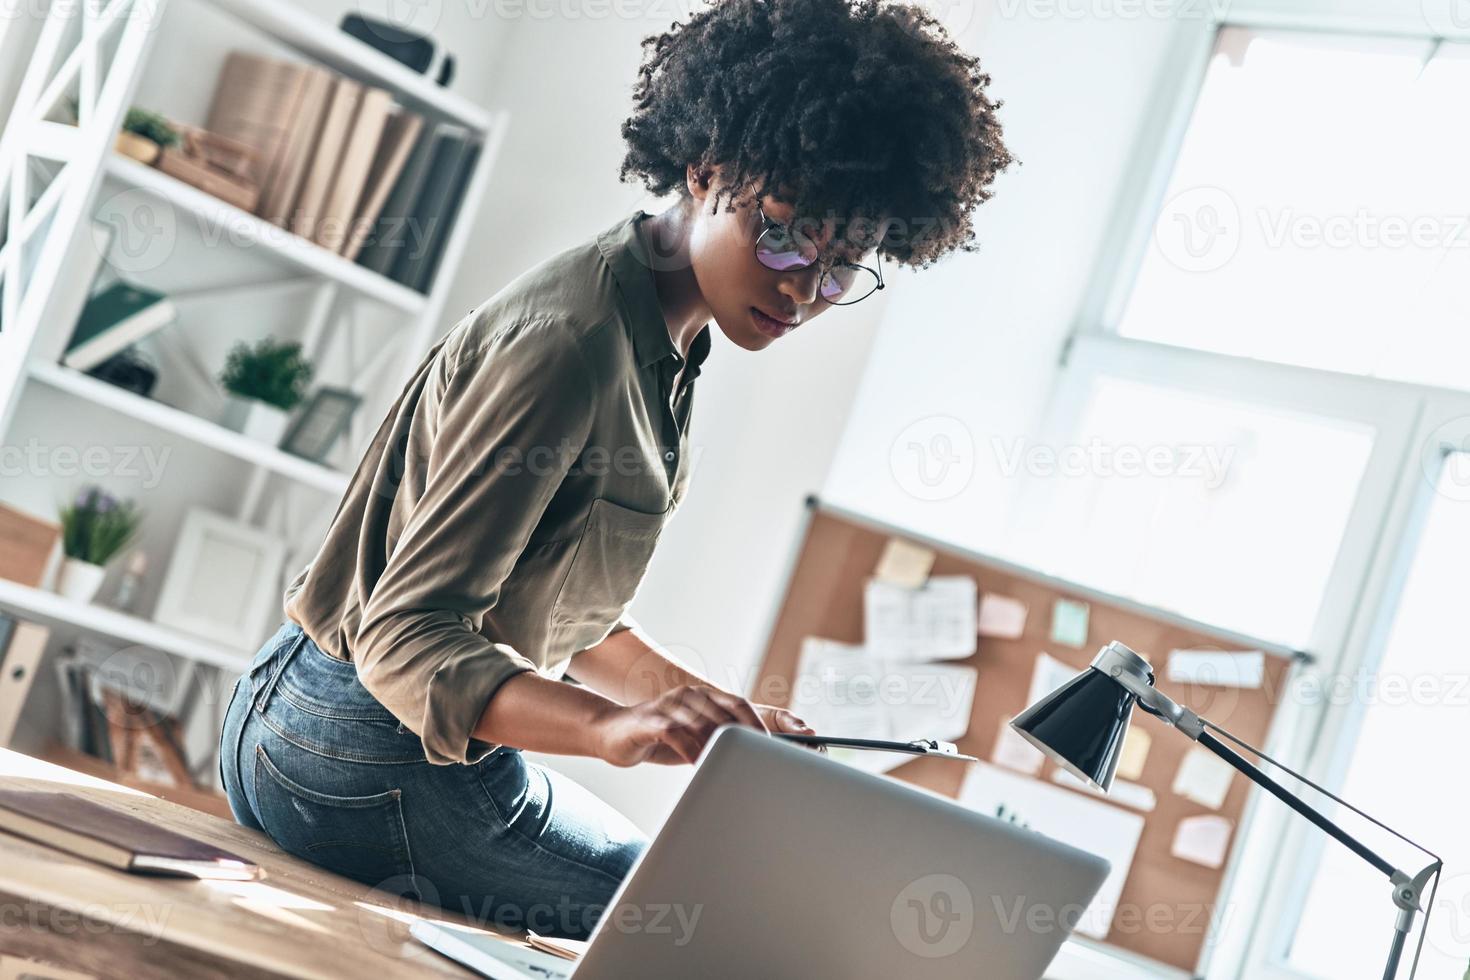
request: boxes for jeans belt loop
[253,628,307,712]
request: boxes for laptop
[411,725,1108,980]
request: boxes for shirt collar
[597,210,712,377]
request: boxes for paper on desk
[991,717,1045,775]
[1172,815,1233,869]
[873,536,936,588]
[959,761,1144,940]
[1172,746,1235,809]
[1166,649,1266,689]
[864,576,977,661]
[793,637,978,774]
[977,592,1029,639]
[1049,599,1091,649]
[1116,727,1151,781]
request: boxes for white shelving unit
[0,0,508,773]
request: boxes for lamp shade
[1009,665,1136,792]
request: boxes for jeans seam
[258,712,426,766]
[472,762,624,887]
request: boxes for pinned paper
[1166,649,1266,689]
[977,592,1029,639]
[873,537,935,588]
[960,761,1145,940]
[1116,727,1151,781]
[1172,815,1234,869]
[793,636,977,775]
[991,717,1045,775]
[1028,652,1080,708]
[864,576,977,661]
[1172,746,1235,809]
[1052,769,1157,812]
[1049,598,1090,649]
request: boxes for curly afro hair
[617,0,1014,270]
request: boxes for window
[1286,452,1470,980]
[1008,373,1373,647]
[1117,28,1470,391]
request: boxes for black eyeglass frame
[753,204,885,306]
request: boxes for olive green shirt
[283,209,711,766]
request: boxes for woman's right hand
[593,685,769,766]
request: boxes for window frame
[1050,13,1470,979]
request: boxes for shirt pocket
[549,496,668,652]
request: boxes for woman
[218,0,1010,940]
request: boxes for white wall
[823,2,1196,565]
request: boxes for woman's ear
[685,163,717,201]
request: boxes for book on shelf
[0,620,47,747]
[353,120,442,276]
[314,85,394,252]
[341,108,425,261]
[405,138,480,292]
[0,786,261,879]
[291,75,363,242]
[388,123,476,293]
[258,65,334,226]
[204,52,309,204]
[63,281,177,372]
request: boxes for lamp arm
[1107,661,1441,980]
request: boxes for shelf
[28,362,352,496]
[102,155,428,315]
[0,578,253,672]
[201,0,494,132]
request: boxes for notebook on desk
[0,787,260,880]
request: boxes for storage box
[0,503,61,587]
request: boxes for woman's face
[685,168,887,352]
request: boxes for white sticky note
[991,718,1044,775]
[977,593,1029,639]
[1052,769,1157,812]
[1166,649,1266,689]
[1172,815,1234,869]
[1172,746,1235,809]
[873,537,935,588]
[1116,727,1151,781]
[864,576,978,661]
[1028,652,1081,709]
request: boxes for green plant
[122,107,180,148]
[219,338,314,411]
[59,487,142,565]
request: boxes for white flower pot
[56,558,107,604]
[220,395,291,445]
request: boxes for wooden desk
[0,748,516,979]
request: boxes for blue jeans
[218,621,648,939]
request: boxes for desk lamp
[1010,641,1441,980]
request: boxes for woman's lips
[751,307,798,338]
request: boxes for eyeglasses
[753,205,885,306]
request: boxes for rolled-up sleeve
[353,315,595,765]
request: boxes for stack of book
[206,52,481,294]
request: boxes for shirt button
[664,451,676,462]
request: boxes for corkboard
[751,502,1302,975]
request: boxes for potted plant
[115,107,180,165]
[56,487,142,603]
[217,337,314,444]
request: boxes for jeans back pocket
[252,744,416,894]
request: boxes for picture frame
[279,386,361,463]
[153,508,285,650]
